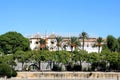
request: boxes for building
[29,33,104,53]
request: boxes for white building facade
[29,33,103,53]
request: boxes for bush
[73,65,82,71]
[0,63,17,78]
[11,69,17,77]
[66,64,82,71]
[52,64,62,71]
[66,64,73,71]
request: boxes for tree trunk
[49,60,52,70]
[4,76,7,80]
[22,62,24,71]
[98,46,100,53]
[82,38,85,50]
[71,46,73,52]
[58,46,59,51]
[80,61,82,71]
[38,61,41,71]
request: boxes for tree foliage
[1,31,120,72]
[15,50,29,70]
[55,36,63,51]
[97,37,103,53]
[106,35,117,52]
[0,31,30,54]
[0,63,17,78]
[40,38,46,50]
[68,37,80,51]
[117,37,120,52]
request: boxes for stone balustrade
[16,72,120,79]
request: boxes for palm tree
[68,37,80,51]
[97,37,103,53]
[80,32,88,50]
[39,38,46,50]
[55,36,63,51]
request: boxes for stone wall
[16,72,120,79]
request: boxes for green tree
[52,51,71,71]
[87,52,100,71]
[0,55,7,63]
[107,52,119,71]
[55,36,63,51]
[0,63,17,78]
[0,31,30,54]
[97,37,103,53]
[100,49,120,71]
[102,44,108,50]
[106,35,117,52]
[72,50,88,71]
[80,32,88,50]
[30,50,47,71]
[15,50,29,70]
[43,50,53,70]
[99,49,111,71]
[58,51,71,65]
[117,52,120,70]
[0,54,16,69]
[117,37,120,52]
[5,54,16,69]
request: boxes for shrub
[66,64,73,71]
[52,64,62,71]
[0,63,17,78]
[66,64,82,71]
[73,65,82,71]
[11,69,17,77]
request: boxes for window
[51,39,55,44]
[36,41,38,44]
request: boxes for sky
[0,0,120,38]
